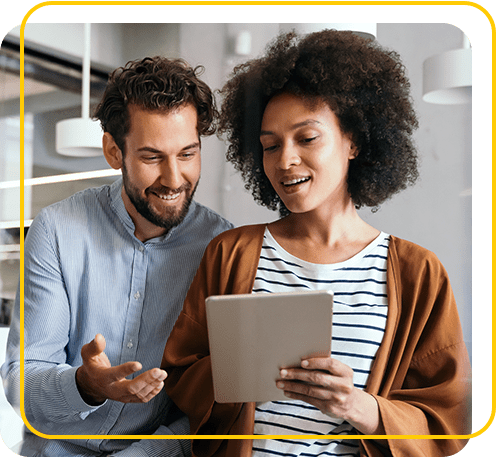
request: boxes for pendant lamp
[422,34,472,105]
[56,23,103,156]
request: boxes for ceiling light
[55,23,103,156]
[422,34,472,105]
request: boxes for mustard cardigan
[162,224,471,457]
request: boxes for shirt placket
[121,244,147,364]
[87,243,149,449]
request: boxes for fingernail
[276,381,285,389]
[280,369,288,378]
[301,360,309,367]
[153,369,165,379]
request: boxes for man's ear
[102,132,123,170]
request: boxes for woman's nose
[277,143,301,169]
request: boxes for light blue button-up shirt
[1,178,233,456]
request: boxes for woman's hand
[276,356,385,436]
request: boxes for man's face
[120,104,201,240]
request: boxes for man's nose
[159,159,183,190]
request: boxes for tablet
[205,290,333,403]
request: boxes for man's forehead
[127,102,197,118]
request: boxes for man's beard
[122,163,198,234]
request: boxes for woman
[162,30,471,457]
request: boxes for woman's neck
[268,204,380,264]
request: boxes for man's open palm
[76,334,167,405]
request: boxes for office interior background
[0,22,472,450]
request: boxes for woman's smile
[261,92,357,215]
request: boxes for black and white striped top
[252,227,390,457]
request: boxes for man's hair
[218,30,419,214]
[94,56,217,153]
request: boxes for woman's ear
[102,132,123,170]
[348,142,359,160]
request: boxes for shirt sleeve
[162,232,256,457]
[1,211,102,425]
[109,415,191,457]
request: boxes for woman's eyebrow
[260,119,321,137]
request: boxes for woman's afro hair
[218,29,419,214]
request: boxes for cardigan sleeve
[162,226,263,456]
[360,239,471,457]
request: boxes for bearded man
[1,56,232,457]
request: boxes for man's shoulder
[40,184,110,218]
[188,201,234,234]
[33,184,112,236]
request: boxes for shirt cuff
[59,366,106,415]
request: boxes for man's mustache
[147,183,192,195]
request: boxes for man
[1,56,233,456]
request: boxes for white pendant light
[56,23,103,156]
[279,23,377,40]
[422,34,472,105]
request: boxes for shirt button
[138,246,144,252]
[134,291,141,300]
[127,340,133,349]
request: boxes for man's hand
[76,334,167,405]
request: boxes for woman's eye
[263,145,278,152]
[302,136,317,144]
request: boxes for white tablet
[205,290,333,403]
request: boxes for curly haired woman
[162,30,471,457]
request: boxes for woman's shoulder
[390,235,438,259]
[389,235,448,279]
[210,223,266,244]
[204,224,267,256]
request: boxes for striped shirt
[1,178,233,457]
[252,228,390,457]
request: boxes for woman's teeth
[283,177,310,186]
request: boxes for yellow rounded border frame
[17,0,495,444]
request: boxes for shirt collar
[109,177,197,245]
[110,177,135,233]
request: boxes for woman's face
[260,92,357,216]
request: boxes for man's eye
[302,136,317,144]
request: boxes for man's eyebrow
[136,142,201,153]
[137,146,162,153]
[181,141,201,151]
[260,119,321,136]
